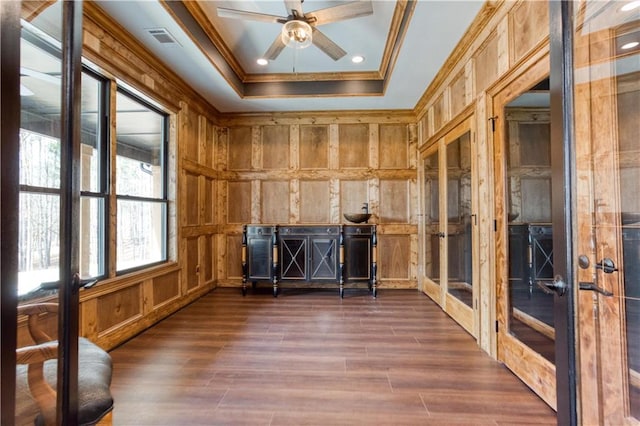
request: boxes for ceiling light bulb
[257,58,268,66]
[352,55,365,64]
[281,20,312,49]
[621,1,640,11]
[621,41,639,49]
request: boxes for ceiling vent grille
[146,28,180,45]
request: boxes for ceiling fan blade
[217,7,286,24]
[264,34,287,61]
[308,1,373,26]
[311,27,347,61]
[284,0,303,18]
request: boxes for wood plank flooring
[109,288,557,425]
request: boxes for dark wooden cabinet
[242,224,377,297]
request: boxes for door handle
[577,254,615,296]
[578,282,613,296]
[536,275,567,296]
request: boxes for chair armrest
[16,341,58,425]
[18,303,58,344]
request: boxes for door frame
[490,47,558,410]
[0,1,21,422]
[57,1,84,423]
[549,1,578,424]
[419,108,478,337]
[1,1,85,423]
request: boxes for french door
[1,1,84,423]
[493,53,558,410]
[421,114,477,336]
[571,1,640,424]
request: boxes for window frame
[114,87,169,275]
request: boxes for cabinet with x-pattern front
[279,225,341,284]
[242,224,377,297]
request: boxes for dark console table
[242,224,377,298]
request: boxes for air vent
[146,28,180,45]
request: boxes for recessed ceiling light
[351,55,364,64]
[622,41,639,49]
[621,1,640,11]
[257,58,268,66]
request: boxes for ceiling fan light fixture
[281,20,312,49]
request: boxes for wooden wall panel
[379,235,410,279]
[379,180,409,223]
[339,123,369,168]
[199,116,215,168]
[379,124,408,169]
[340,180,369,217]
[300,125,329,169]
[184,172,199,225]
[226,235,243,279]
[520,178,551,223]
[262,180,290,224]
[186,237,199,290]
[475,33,499,95]
[450,69,467,118]
[262,125,290,169]
[300,180,330,223]
[432,94,446,133]
[202,234,214,282]
[97,285,142,333]
[203,176,215,224]
[519,122,550,166]
[152,270,180,306]
[180,103,198,162]
[228,126,252,170]
[227,181,251,223]
[509,1,548,64]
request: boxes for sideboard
[242,224,377,297]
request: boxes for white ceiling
[94,1,484,113]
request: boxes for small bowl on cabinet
[343,213,372,224]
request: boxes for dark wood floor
[109,287,557,425]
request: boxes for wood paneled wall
[18,4,223,351]
[215,114,419,289]
[17,0,552,358]
[415,0,550,356]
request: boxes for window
[79,70,109,280]
[18,26,171,297]
[115,90,168,272]
[18,28,63,295]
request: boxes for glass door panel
[504,97,555,363]
[573,2,640,423]
[16,1,84,423]
[446,131,473,307]
[423,149,440,288]
[494,53,557,408]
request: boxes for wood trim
[83,2,220,119]
[414,1,502,117]
[21,0,56,21]
[159,0,416,98]
[218,110,416,126]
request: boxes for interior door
[572,2,640,424]
[421,115,477,336]
[12,1,84,423]
[493,54,558,409]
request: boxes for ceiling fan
[217,0,373,61]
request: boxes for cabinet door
[344,235,371,281]
[309,238,339,280]
[247,235,272,280]
[280,237,307,279]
